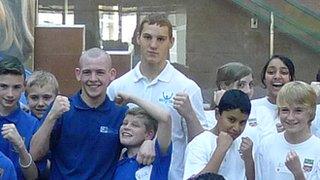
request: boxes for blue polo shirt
[49,91,127,179]
[0,106,42,179]
[0,151,17,180]
[113,140,172,180]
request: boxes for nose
[150,38,158,49]
[273,70,282,79]
[89,72,98,81]
[232,123,242,134]
[37,98,45,107]
[7,87,14,98]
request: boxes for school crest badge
[303,158,314,172]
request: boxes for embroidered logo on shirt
[247,118,257,127]
[159,91,173,104]
[135,165,152,180]
[100,126,109,133]
[303,158,314,172]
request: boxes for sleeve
[106,81,117,101]
[189,86,209,129]
[49,117,63,150]
[183,135,211,180]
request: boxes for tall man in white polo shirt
[107,13,209,179]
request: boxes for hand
[276,122,285,133]
[48,95,70,120]
[115,92,132,105]
[1,124,24,151]
[285,151,304,178]
[136,139,155,165]
[173,92,193,118]
[214,90,226,106]
[216,131,233,152]
[239,137,253,162]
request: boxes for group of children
[0,14,320,180]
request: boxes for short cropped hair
[139,13,173,38]
[25,70,59,96]
[277,81,317,123]
[261,55,295,88]
[0,54,25,79]
[216,62,253,90]
[191,173,225,180]
[126,107,158,134]
[217,89,251,115]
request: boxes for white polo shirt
[107,61,208,180]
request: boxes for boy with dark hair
[113,92,172,180]
[175,90,254,180]
[0,55,42,179]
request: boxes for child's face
[279,104,312,135]
[26,85,56,119]
[216,108,248,140]
[264,58,291,100]
[229,74,254,99]
[0,74,25,115]
[120,115,152,147]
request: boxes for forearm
[17,143,38,180]
[184,110,204,142]
[199,147,226,175]
[30,114,57,161]
[293,171,306,180]
[244,157,255,180]
[130,95,170,123]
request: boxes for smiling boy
[256,81,320,180]
[113,92,171,180]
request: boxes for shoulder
[187,131,216,150]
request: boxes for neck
[80,93,105,108]
[284,129,312,144]
[140,60,167,81]
[126,146,140,158]
[211,126,219,136]
[267,94,276,104]
[0,105,17,116]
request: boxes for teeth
[273,83,283,87]
[122,132,132,137]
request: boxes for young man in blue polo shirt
[113,92,172,180]
[30,48,130,179]
[0,55,41,179]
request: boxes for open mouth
[121,132,132,137]
[272,82,284,88]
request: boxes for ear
[136,33,141,46]
[145,130,155,140]
[75,68,81,81]
[215,108,220,121]
[169,37,175,49]
[220,82,228,90]
[109,68,117,81]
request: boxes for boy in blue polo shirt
[0,55,41,179]
[113,92,172,180]
[30,48,130,179]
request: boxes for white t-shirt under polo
[107,61,208,180]
[256,133,320,180]
[183,131,246,180]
